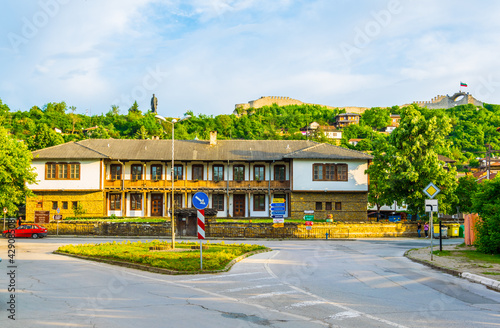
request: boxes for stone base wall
[290,192,368,222]
[26,191,105,222]
[38,221,418,238]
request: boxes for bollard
[326,232,329,240]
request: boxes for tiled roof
[32,139,373,161]
[283,142,372,160]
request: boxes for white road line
[184,272,261,281]
[224,284,281,293]
[286,301,326,309]
[329,311,361,320]
[264,250,409,328]
[248,290,297,299]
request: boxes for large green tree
[361,107,391,130]
[365,138,392,214]
[0,127,37,215]
[27,123,65,150]
[451,175,479,214]
[387,105,457,215]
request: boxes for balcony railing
[104,179,290,190]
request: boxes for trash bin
[448,224,460,237]
[433,226,448,238]
[459,224,465,238]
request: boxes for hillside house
[334,113,360,128]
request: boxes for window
[46,162,80,180]
[52,201,58,210]
[57,164,68,179]
[131,164,143,180]
[174,194,183,208]
[254,165,265,181]
[151,165,162,181]
[110,164,122,180]
[325,202,332,210]
[335,202,342,210]
[192,164,204,180]
[62,201,68,210]
[274,165,285,181]
[212,194,224,211]
[130,194,142,210]
[174,165,183,180]
[36,201,43,208]
[46,163,56,179]
[234,165,245,181]
[253,194,266,211]
[325,164,336,180]
[72,201,78,209]
[313,163,348,181]
[337,164,348,181]
[213,165,224,181]
[316,202,322,210]
[110,194,121,210]
[70,163,80,179]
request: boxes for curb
[461,272,500,292]
[405,249,500,293]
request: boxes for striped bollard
[197,209,205,270]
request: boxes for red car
[2,224,48,239]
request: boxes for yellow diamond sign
[423,182,440,199]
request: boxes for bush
[472,176,500,254]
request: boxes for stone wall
[39,221,417,238]
[290,192,368,222]
[26,191,105,222]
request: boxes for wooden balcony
[104,179,290,191]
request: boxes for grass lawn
[56,240,269,272]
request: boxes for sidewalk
[405,244,500,292]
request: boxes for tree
[362,107,391,130]
[27,123,65,150]
[387,105,457,215]
[452,175,479,214]
[365,138,392,216]
[0,127,37,214]
[471,176,500,254]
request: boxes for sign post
[424,183,441,261]
[193,192,209,271]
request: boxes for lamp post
[155,114,191,249]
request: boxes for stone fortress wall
[235,92,484,116]
[410,92,483,109]
[235,96,369,115]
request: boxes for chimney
[210,131,217,146]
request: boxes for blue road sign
[193,192,209,210]
[271,215,284,219]
[271,210,286,215]
[271,205,285,211]
[271,203,285,207]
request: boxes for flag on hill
[460,82,468,87]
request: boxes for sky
[1,0,500,117]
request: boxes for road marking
[184,272,261,281]
[286,301,326,309]
[264,251,409,328]
[248,290,297,299]
[329,311,361,320]
[224,284,281,293]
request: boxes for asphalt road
[0,237,499,328]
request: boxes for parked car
[2,224,48,239]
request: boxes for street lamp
[155,114,191,249]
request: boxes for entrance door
[233,194,245,217]
[151,194,163,216]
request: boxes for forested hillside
[1,98,499,164]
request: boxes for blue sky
[1,0,500,117]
